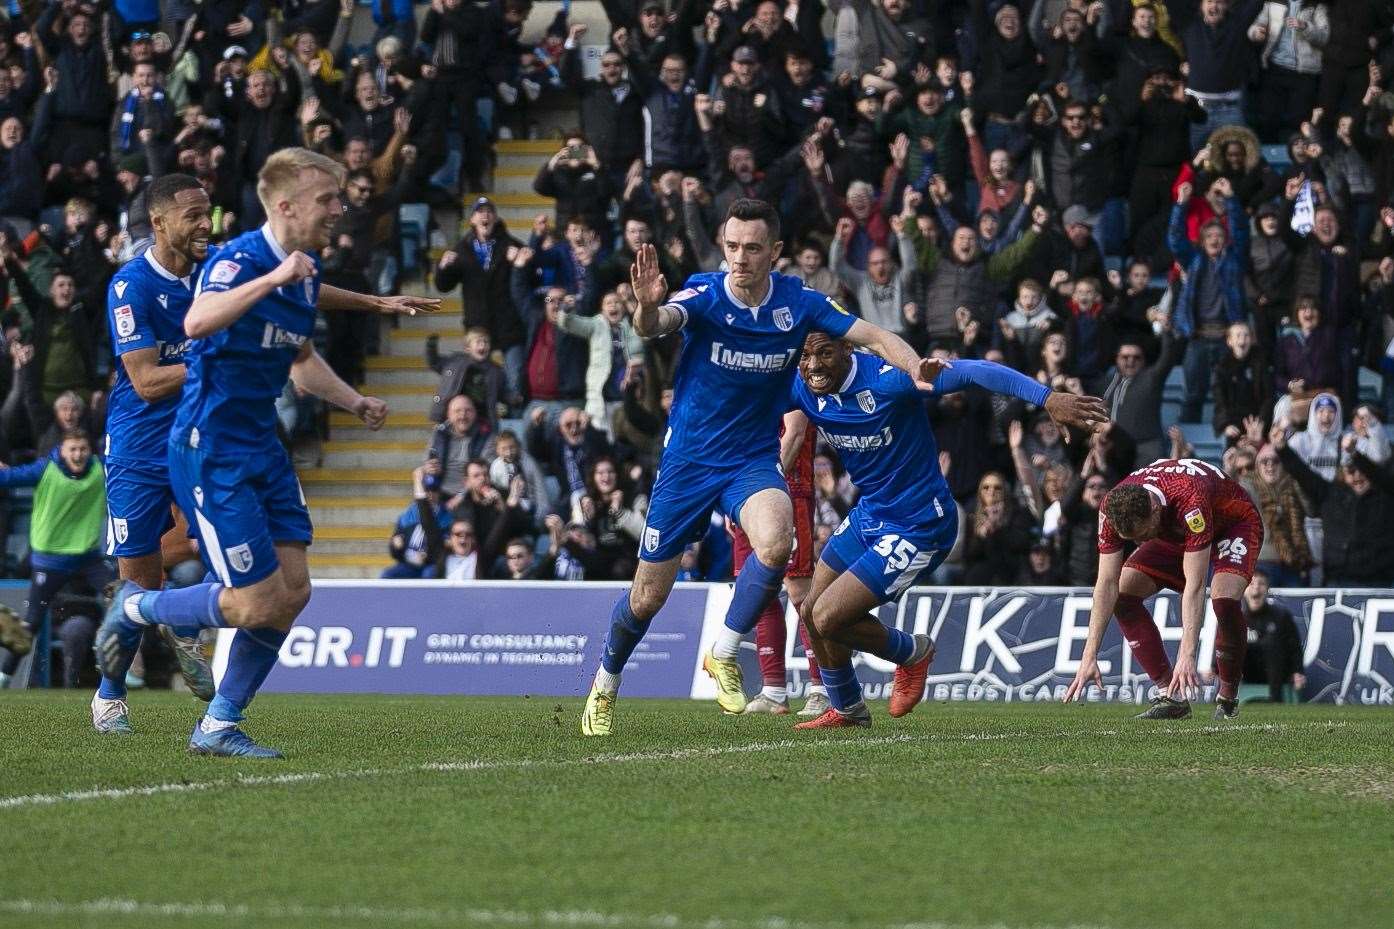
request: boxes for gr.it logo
[280,626,417,669]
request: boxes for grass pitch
[1,693,1391,929]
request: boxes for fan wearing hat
[708,43,787,167]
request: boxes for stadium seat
[1260,144,1292,171]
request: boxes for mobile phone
[567,144,584,160]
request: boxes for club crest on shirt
[226,543,255,574]
[857,390,876,414]
[1183,507,1206,534]
[643,526,661,553]
[773,306,793,331]
[114,304,135,338]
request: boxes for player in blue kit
[94,173,435,736]
[96,175,217,733]
[582,199,949,736]
[784,333,1107,728]
[95,148,433,757]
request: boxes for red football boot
[794,705,871,730]
[888,640,936,718]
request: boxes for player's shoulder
[108,255,149,299]
[666,272,720,307]
[861,352,912,395]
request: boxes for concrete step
[313,537,392,556]
[362,367,437,389]
[322,440,425,469]
[300,469,412,497]
[324,422,431,445]
[395,309,465,333]
[366,384,435,415]
[493,166,542,196]
[465,191,555,228]
[309,498,407,527]
[385,329,435,357]
[307,551,393,577]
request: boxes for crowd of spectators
[0,0,1392,591]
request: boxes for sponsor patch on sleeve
[114,304,136,338]
[670,287,700,302]
[1183,507,1206,534]
[208,260,241,285]
[828,296,850,315]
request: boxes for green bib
[31,459,105,556]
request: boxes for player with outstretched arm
[783,333,1107,727]
[582,198,950,736]
[95,148,433,757]
[1063,458,1265,720]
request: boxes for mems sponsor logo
[818,426,893,452]
[708,342,797,371]
[262,322,308,349]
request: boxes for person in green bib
[0,429,113,689]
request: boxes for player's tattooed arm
[842,318,946,389]
[630,243,684,337]
[120,347,186,402]
[318,283,441,316]
[289,340,389,429]
[186,251,315,338]
[1063,548,1124,702]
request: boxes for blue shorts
[639,455,786,562]
[821,505,956,604]
[104,456,176,558]
[168,440,312,588]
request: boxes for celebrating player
[95,173,436,736]
[97,174,218,732]
[95,148,426,758]
[728,418,826,716]
[1062,458,1264,720]
[785,334,1107,728]
[582,198,947,737]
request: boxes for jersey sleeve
[1173,482,1215,552]
[803,287,856,338]
[195,252,260,297]
[658,280,714,329]
[930,359,1052,406]
[107,273,155,357]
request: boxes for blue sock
[868,626,916,665]
[136,582,228,634]
[723,551,786,635]
[601,593,650,675]
[820,663,863,712]
[97,675,126,700]
[206,628,288,723]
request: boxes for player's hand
[1043,391,1108,443]
[1168,653,1201,701]
[271,251,316,287]
[912,356,952,391]
[353,395,389,430]
[1063,656,1103,702]
[377,294,441,316]
[629,243,669,309]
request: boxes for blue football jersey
[661,271,855,465]
[790,354,1050,527]
[105,248,197,463]
[173,225,320,456]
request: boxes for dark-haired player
[581,198,947,736]
[785,334,1107,728]
[1063,458,1264,720]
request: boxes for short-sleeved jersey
[1098,458,1259,554]
[173,225,320,456]
[105,249,197,462]
[661,271,855,466]
[791,354,1050,527]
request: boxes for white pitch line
[0,897,1144,929]
[0,721,1346,812]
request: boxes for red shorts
[729,495,815,579]
[1123,515,1264,591]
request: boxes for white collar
[143,248,191,287]
[722,272,774,316]
[261,223,290,261]
[835,353,859,396]
[1143,483,1167,507]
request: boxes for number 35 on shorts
[1216,536,1248,564]
[873,534,919,573]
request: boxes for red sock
[797,620,823,684]
[1211,596,1248,701]
[754,599,786,688]
[1115,594,1172,690]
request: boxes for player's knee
[809,598,842,638]
[753,531,793,569]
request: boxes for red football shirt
[1098,458,1257,554]
[783,420,815,499]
